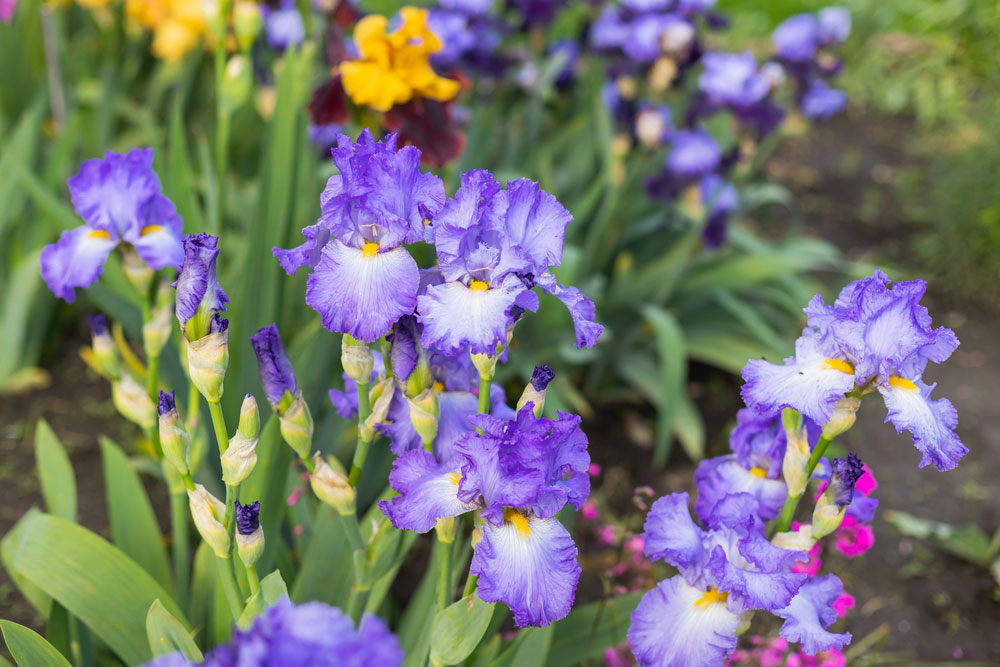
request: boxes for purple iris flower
[250,323,298,409]
[274,130,446,343]
[417,170,602,355]
[264,0,305,51]
[439,0,492,14]
[158,390,177,417]
[772,14,819,63]
[143,598,403,666]
[699,174,738,248]
[742,270,966,471]
[817,7,851,45]
[378,406,590,627]
[174,234,229,339]
[629,492,824,666]
[827,453,864,506]
[665,129,721,177]
[507,0,566,27]
[775,574,852,654]
[698,52,770,109]
[40,149,183,302]
[812,458,878,522]
[801,80,847,119]
[590,7,630,52]
[234,500,260,535]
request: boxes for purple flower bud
[157,390,176,417]
[174,234,228,341]
[89,314,109,336]
[235,499,260,535]
[530,365,555,392]
[250,323,297,408]
[828,453,864,507]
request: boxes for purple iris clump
[828,453,863,507]
[801,80,847,119]
[530,364,555,391]
[666,129,721,177]
[772,14,819,63]
[40,149,183,302]
[143,598,404,666]
[158,390,176,417]
[274,130,445,343]
[264,0,305,51]
[698,52,770,109]
[817,6,851,45]
[174,234,229,338]
[234,500,260,535]
[250,323,298,408]
[507,0,566,27]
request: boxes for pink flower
[596,524,618,546]
[588,463,602,476]
[790,523,823,576]
[834,514,874,558]
[582,498,600,521]
[287,486,305,506]
[292,524,305,536]
[833,592,855,617]
[816,649,847,667]
[855,465,877,496]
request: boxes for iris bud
[812,453,864,539]
[188,326,229,402]
[158,391,190,477]
[112,374,156,429]
[310,453,356,516]
[435,517,458,545]
[278,392,314,460]
[234,500,264,568]
[517,364,555,418]
[222,395,259,485]
[121,247,154,297]
[407,389,439,446]
[188,484,230,558]
[233,1,262,52]
[142,279,174,359]
[220,55,252,113]
[360,378,395,443]
[781,408,811,498]
[341,335,375,383]
[772,524,815,552]
[822,397,861,440]
[89,315,118,378]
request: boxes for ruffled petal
[878,377,967,471]
[471,514,580,627]
[273,222,332,275]
[66,148,163,238]
[776,574,852,654]
[306,241,419,343]
[131,222,184,270]
[417,273,532,355]
[741,334,856,425]
[627,576,740,667]
[642,493,706,572]
[707,533,806,611]
[378,450,476,533]
[39,226,116,302]
[694,455,787,523]
[524,411,591,519]
[499,179,571,274]
[534,273,603,349]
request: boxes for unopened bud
[811,498,846,540]
[222,397,259,485]
[278,393,313,460]
[233,1,262,51]
[635,107,671,147]
[310,453,356,516]
[188,329,229,402]
[404,353,433,398]
[113,374,156,429]
[143,279,174,359]
[341,335,375,383]
[435,516,458,545]
[407,389,439,446]
[822,397,860,440]
[188,484,230,557]
[89,314,118,378]
[517,364,555,417]
[648,57,678,92]
[121,247,154,297]
[772,524,815,552]
[158,391,190,476]
[781,408,810,498]
[361,378,395,442]
[234,500,264,567]
[220,55,252,112]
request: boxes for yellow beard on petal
[823,358,854,375]
[140,225,164,236]
[748,467,768,479]
[888,376,918,391]
[469,280,489,292]
[362,242,380,258]
[504,509,532,537]
[693,586,729,609]
[88,230,112,240]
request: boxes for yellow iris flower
[126,0,205,64]
[341,7,461,112]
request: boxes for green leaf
[641,306,686,467]
[490,626,553,667]
[0,621,72,667]
[146,600,204,662]
[5,512,188,666]
[671,394,705,462]
[684,330,779,374]
[238,570,289,627]
[0,507,50,615]
[885,510,991,565]
[547,592,642,667]
[429,594,495,666]
[100,437,173,592]
[34,419,76,522]
[166,96,205,234]
[0,96,43,238]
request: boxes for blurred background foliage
[0,0,997,475]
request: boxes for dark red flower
[384,98,466,168]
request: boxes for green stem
[462,573,478,598]
[208,400,230,455]
[170,490,190,611]
[340,512,364,552]
[348,382,371,487]
[773,436,834,534]
[435,536,453,611]
[346,587,369,624]
[475,373,492,435]
[214,557,244,620]
[213,35,229,236]
[246,564,260,598]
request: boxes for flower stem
[340,512,364,552]
[346,586,369,624]
[170,489,190,611]
[246,564,260,599]
[773,436,833,534]
[435,536,453,611]
[208,400,230,455]
[214,556,244,620]
[348,381,371,487]
[462,572,479,598]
